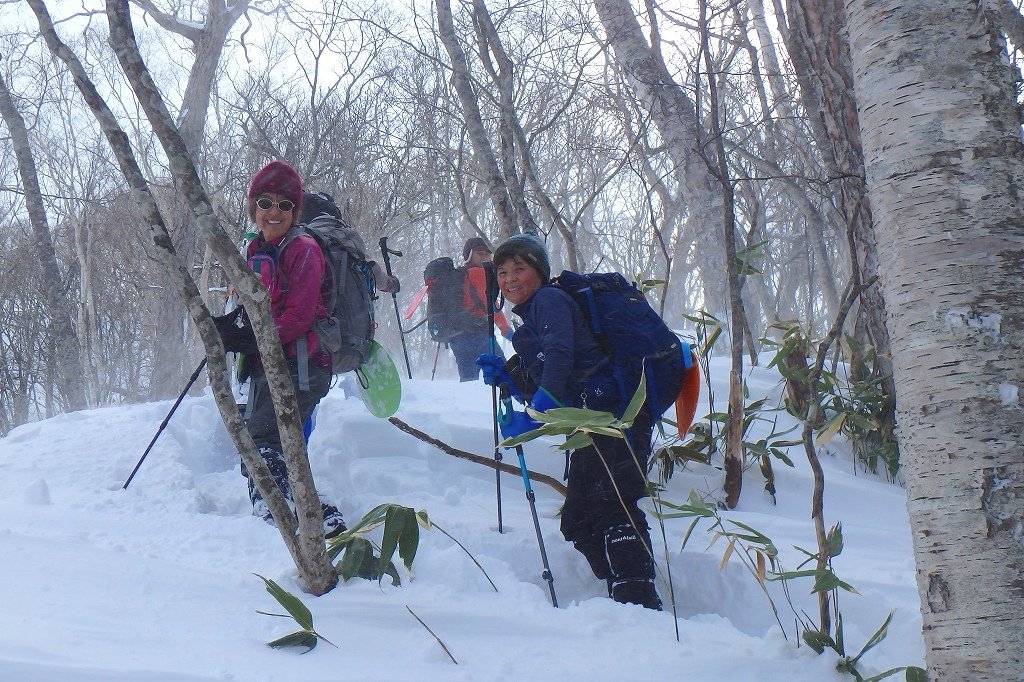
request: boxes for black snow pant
[241,361,331,505]
[559,408,661,607]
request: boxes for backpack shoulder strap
[277,225,306,252]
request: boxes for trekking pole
[431,342,442,380]
[502,396,558,608]
[378,237,413,380]
[484,262,503,533]
[123,358,207,490]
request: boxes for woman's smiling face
[496,255,543,305]
[253,191,295,241]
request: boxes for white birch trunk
[847,1,1024,677]
[434,0,521,237]
[593,0,728,316]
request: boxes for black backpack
[550,270,687,415]
[279,192,377,373]
[423,257,486,343]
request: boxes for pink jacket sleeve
[273,236,326,347]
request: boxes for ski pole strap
[498,398,513,426]
[296,336,310,391]
[244,382,255,420]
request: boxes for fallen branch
[388,417,568,497]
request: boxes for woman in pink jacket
[231,160,345,537]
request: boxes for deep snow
[0,356,925,681]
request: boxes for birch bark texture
[846,1,1024,677]
[434,0,521,238]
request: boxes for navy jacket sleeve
[522,287,579,405]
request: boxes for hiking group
[214,159,692,611]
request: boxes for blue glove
[476,353,509,388]
[529,388,560,413]
[498,404,541,440]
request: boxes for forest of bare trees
[0,0,877,422]
[2,0,1023,677]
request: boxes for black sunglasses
[255,197,296,212]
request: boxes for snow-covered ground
[0,357,925,681]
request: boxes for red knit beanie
[247,161,303,219]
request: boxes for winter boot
[321,501,347,539]
[247,447,294,527]
[609,578,662,610]
[604,523,662,610]
[251,496,276,527]
[573,535,612,581]
[248,478,277,527]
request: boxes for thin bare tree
[0,68,88,413]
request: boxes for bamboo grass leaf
[814,411,847,445]
[802,629,837,654]
[850,611,894,664]
[254,574,313,632]
[397,507,421,571]
[267,631,318,652]
[811,570,858,594]
[679,517,702,551]
[719,537,736,570]
[378,505,407,579]
[582,426,624,438]
[827,524,844,558]
[530,406,616,426]
[620,371,647,424]
[560,431,594,450]
[336,537,374,583]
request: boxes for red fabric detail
[463,266,509,335]
[674,350,701,437]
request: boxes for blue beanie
[493,233,551,283]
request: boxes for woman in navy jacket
[478,234,676,610]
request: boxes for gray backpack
[283,194,376,374]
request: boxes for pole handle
[379,237,414,379]
[378,237,402,276]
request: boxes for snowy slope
[0,358,924,681]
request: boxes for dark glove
[213,307,259,355]
[384,275,401,294]
[498,404,541,440]
[476,354,523,402]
